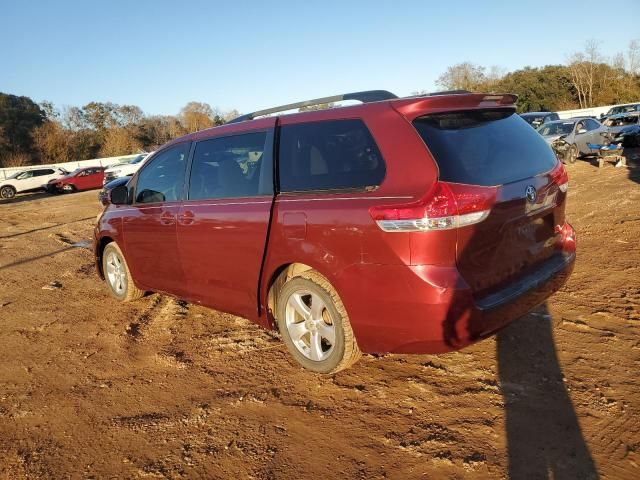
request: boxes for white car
[0,167,68,199]
[102,153,150,185]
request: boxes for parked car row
[0,167,69,199]
[520,107,640,164]
[0,153,151,200]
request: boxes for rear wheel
[567,144,578,164]
[0,185,16,199]
[102,242,144,302]
[276,270,361,373]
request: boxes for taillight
[551,161,569,193]
[369,182,497,232]
[555,222,576,253]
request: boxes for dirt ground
[0,157,639,480]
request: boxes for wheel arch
[95,236,114,279]
[265,262,332,329]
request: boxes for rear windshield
[413,109,557,186]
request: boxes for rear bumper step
[475,252,576,311]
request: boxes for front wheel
[102,242,144,302]
[276,270,361,373]
[567,144,578,164]
[62,184,76,193]
[0,185,16,199]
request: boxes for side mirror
[110,184,130,205]
[577,128,587,134]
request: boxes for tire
[62,184,76,193]
[102,242,144,302]
[276,270,361,373]
[0,185,16,199]
[567,144,578,164]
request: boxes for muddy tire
[0,185,16,199]
[102,242,144,302]
[276,270,361,374]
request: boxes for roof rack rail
[227,90,398,123]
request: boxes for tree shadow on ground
[624,147,640,185]
[0,191,53,206]
[496,304,599,479]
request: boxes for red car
[49,166,105,193]
[94,90,575,373]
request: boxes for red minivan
[94,90,576,373]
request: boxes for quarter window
[135,143,190,203]
[278,119,385,192]
[188,131,269,200]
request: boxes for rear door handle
[160,211,176,225]
[178,210,195,226]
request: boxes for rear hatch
[413,108,565,297]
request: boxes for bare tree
[567,40,603,108]
[436,62,487,91]
[32,121,73,164]
[100,127,143,157]
[627,39,640,75]
[180,102,216,133]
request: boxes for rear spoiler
[391,93,518,121]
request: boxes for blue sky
[2,0,639,116]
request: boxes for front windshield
[538,122,574,136]
[605,115,638,127]
[7,171,23,179]
[68,168,82,176]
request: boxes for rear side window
[188,131,268,200]
[585,119,600,131]
[135,143,189,203]
[278,119,385,192]
[413,109,557,186]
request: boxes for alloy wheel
[0,186,16,199]
[105,250,126,295]
[284,289,336,362]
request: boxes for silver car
[537,117,608,163]
[603,112,640,136]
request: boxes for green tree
[495,65,577,112]
[0,92,45,162]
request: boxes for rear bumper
[467,252,574,340]
[337,242,575,354]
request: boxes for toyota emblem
[525,185,537,204]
